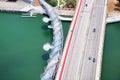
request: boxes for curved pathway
[38,0,64,80]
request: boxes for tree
[45,0,57,7]
[8,0,17,2]
[65,0,77,8]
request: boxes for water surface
[101,22,120,80]
[0,12,70,80]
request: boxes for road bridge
[55,0,107,80]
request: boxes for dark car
[93,28,96,32]
[88,57,92,60]
[93,58,96,62]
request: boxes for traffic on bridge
[56,0,107,80]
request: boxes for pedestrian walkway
[107,15,120,23]
[0,1,31,12]
[55,9,75,16]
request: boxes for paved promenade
[0,1,31,12]
[55,0,107,80]
[55,9,75,16]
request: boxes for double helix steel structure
[38,0,64,80]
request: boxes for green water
[101,22,120,80]
[0,12,70,80]
[1,12,120,80]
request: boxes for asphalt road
[55,0,107,80]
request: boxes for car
[88,57,92,60]
[93,28,96,32]
[93,58,96,62]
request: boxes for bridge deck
[56,0,107,80]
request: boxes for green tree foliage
[65,0,77,8]
[45,0,57,7]
[45,0,77,8]
[8,0,17,2]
